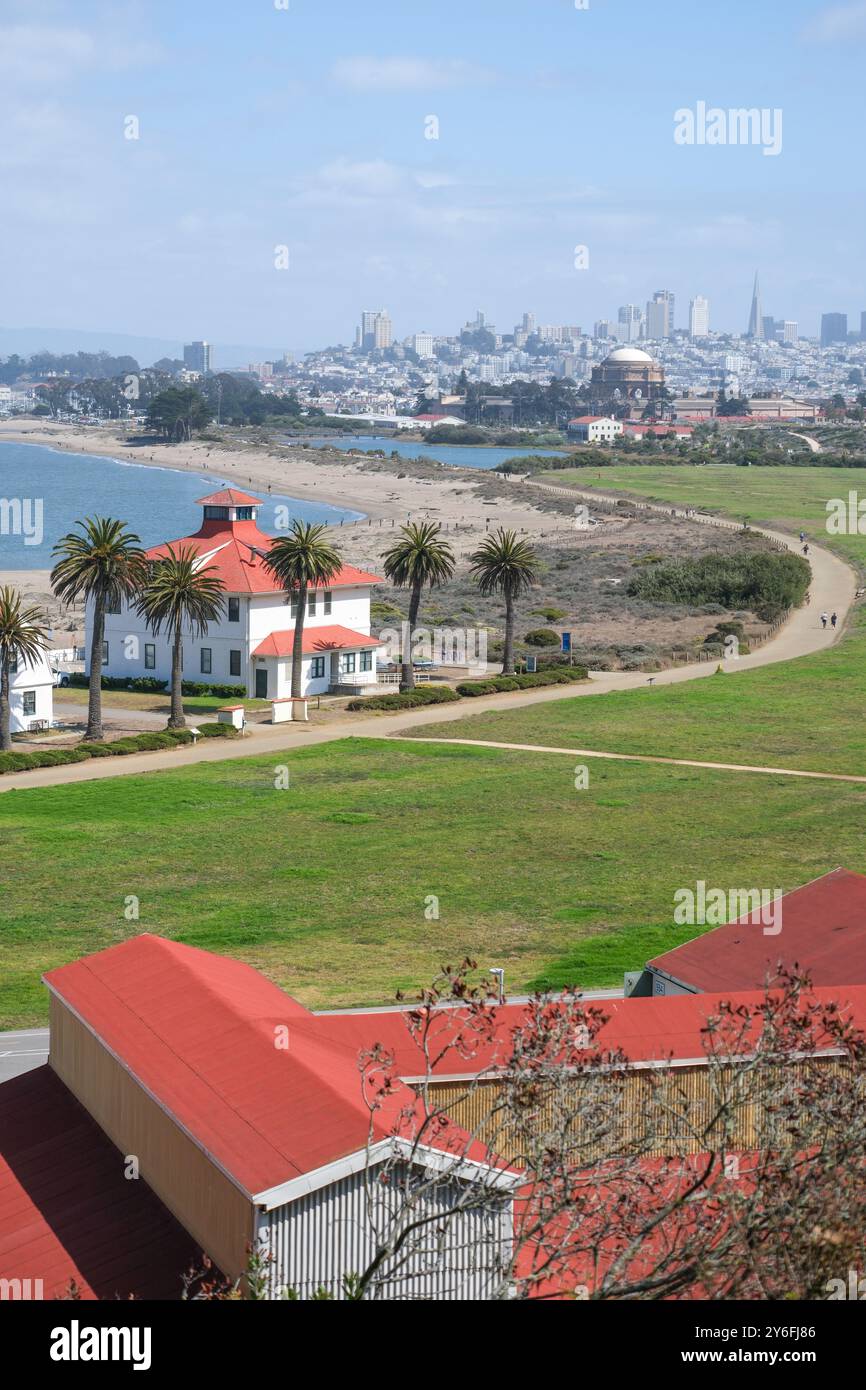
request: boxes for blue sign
[526,655,537,673]
[561,632,572,654]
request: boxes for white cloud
[330,55,497,91]
[803,2,866,42]
[0,23,160,84]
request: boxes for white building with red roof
[89,489,383,698]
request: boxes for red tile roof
[194,488,263,506]
[43,937,442,1198]
[648,867,866,993]
[252,625,383,659]
[0,1066,197,1300]
[146,519,381,596]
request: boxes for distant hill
[0,326,299,371]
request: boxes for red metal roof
[43,937,439,1198]
[648,867,866,993]
[252,625,383,659]
[0,1066,197,1300]
[146,517,381,596]
[194,488,263,506]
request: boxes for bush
[79,742,116,757]
[195,721,241,738]
[457,667,588,697]
[626,551,808,614]
[128,677,168,693]
[347,685,460,712]
[530,607,568,621]
[0,725,208,775]
[524,628,562,648]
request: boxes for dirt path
[392,737,866,785]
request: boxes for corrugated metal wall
[261,1163,512,1300]
[49,995,254,1283]
[428,1058,849,1162]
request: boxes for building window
[22,690,36,716]
[290,593,299,619]
[342,652,356,674]
[144,643,156,670]
[235,506,254,520]
[201,648,212,675]
[307,592,317,616]
[105,596,121,615]
[228,596,240,623]
[203,505,230,521]
[360,650,373,672]
[229,650,241,677]
[102,641,109,665]
[323,590,332,615]
[9,655,17,674]
[310,656,325,679]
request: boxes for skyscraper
[821,312,848,347]
[359,310,392,351]
[747,273,763,339]
[618,304,643,342]
[689,296,710,339]
[782,321,799,345]
[647,290,675,339]
[183,341,212,373]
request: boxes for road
[0,508,856,794]
[0,1029,48,1082]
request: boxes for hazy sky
[1,0,865,352]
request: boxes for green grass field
[406,610,866,775]
[541,462,866,570]
[3,736,866,1027]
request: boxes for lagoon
[299,434,568,472]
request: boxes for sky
[1,0,865,359]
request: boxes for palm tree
[263,521,343,699]
[0,587,50,751]
[381,522,455,691]
[469,529,538,676]
[135,545,226,728]
[51,517,146,741]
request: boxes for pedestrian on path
[831,612,838,629]
[821,612,829,629]
[800,530,806,543]
[803,544,810,556]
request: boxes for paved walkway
[0,509,856,794]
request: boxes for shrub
[456,682,498,696]
[195,721,241,738]
[456,667,588,697]
[524,628,561,648]
[347,685,460,712]
[79,742,116,757]
[128,677,168,692]
[626,551,808,614]
[530,607,568,621]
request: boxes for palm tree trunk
[85,599,105,741]
[0,661,11,752]
[502,591,516,675]
[291,583,307,700]
[400,583,422,692]
[168,626,185,728]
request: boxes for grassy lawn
[58,688,270,715]
[3,736,866,1027]
[540,462,866,571]
[405,610,866,775]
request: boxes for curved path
[0,500,857,794]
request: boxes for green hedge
[456,668,589,697]
[347,685,461,712]
[0,722,236,776]
[69,674,246,698]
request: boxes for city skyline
[1,0,865,351]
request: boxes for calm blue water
[0,441,362,569]
[298,434,568,472]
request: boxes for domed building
[589,346,667,416]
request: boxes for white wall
[88,583,374,696]
[259,1163,512,1301]
[8,651,54,733]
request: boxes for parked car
[52,671,71,688]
